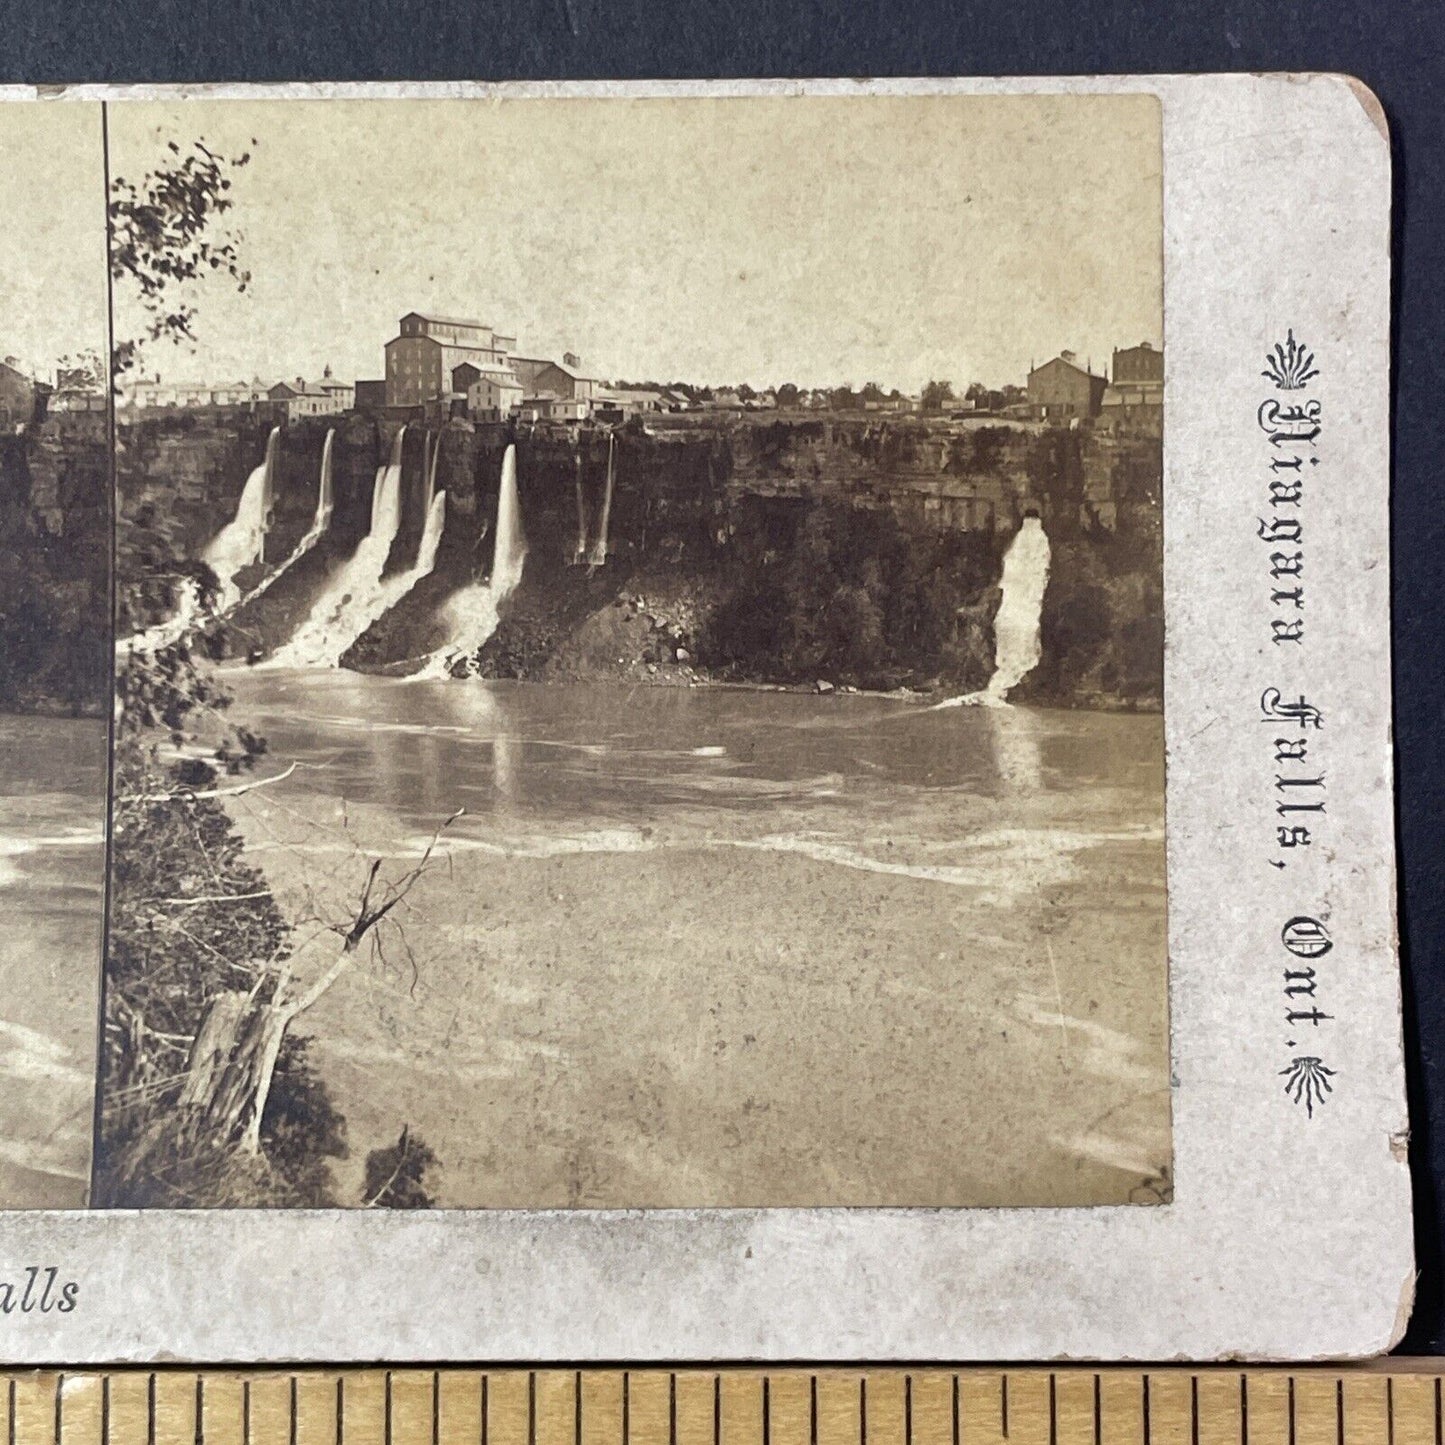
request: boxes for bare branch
[126,761,298,803]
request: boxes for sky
[0,101,108,380]
[16,93,1161,393]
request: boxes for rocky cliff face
[115,410,1164,708]
[0,420,110,713]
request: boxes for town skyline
[98,92,1160,395]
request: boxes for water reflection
[987,703,1044,795]
[225,671,1163,889]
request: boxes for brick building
[1026,351,1107,424]
[384,312,516,407]
[1100,341,1164,437]
[465,366,525,422]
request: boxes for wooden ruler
[2,1370,1442,1445]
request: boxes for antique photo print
[82,92,1167,1210]
[0,100,110,1209]
[0,75,1409,1362]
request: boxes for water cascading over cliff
[983,514,1051,700]
[230,427,336,613]
[200,426,280,608]
[271,426,409,667]
[425,429,441,500]
[931,513,1051,708]
[587,431,616,566]
[419,443,526,677]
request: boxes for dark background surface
[2,0,1441,1352]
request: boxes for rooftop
[401,311,491,331]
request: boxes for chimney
[1060,349,1077,364]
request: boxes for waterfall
[930,514,1051,708]
[572,454,588,564]
[271,426,409,667]
[419,443,527,677]
[312,426,336,539]
[493,442,526,587]
[986,515,1051,699]
[230,427,336,612]
[200,426,280,608]
[426,429,442,501]
[587,432,616,566]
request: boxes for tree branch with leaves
[109,138,254,377]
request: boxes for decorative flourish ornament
[1263,329,1320,390]
[1281,1055,1336,1117]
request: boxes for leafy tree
[859,381,885,404]
[55,349,106,392]
[920,379,955,412]
[364,1127,439,1208]
[964,382,989,404]
[108,138,254,375]
[737,382,757,401]
[774,383,800,409]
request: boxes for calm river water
[225,670,1170,1208]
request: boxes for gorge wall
[0,417,110,713]
[114,410,1164,708]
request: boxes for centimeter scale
[2,1369,1442,1445]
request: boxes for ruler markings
[1145,1375,1188,1445]
[764,1371,807,1445]
[23,1371,1445,1445]
[620,1376,664,1445]
[1050,1372,1091,1445]
[487,1373,528,1445]
[865,1371,903,1445]
[1385,1374,1433,1445]
[580,1373,623,1445]
[152,1375,194,1445]
[61,1375,102,1445]
[108,1373,150,1445]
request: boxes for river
[223,669,1169,1208]
[0,716,107,1207]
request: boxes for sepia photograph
[0,100,112,1208]
[6,91,1169,1211]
